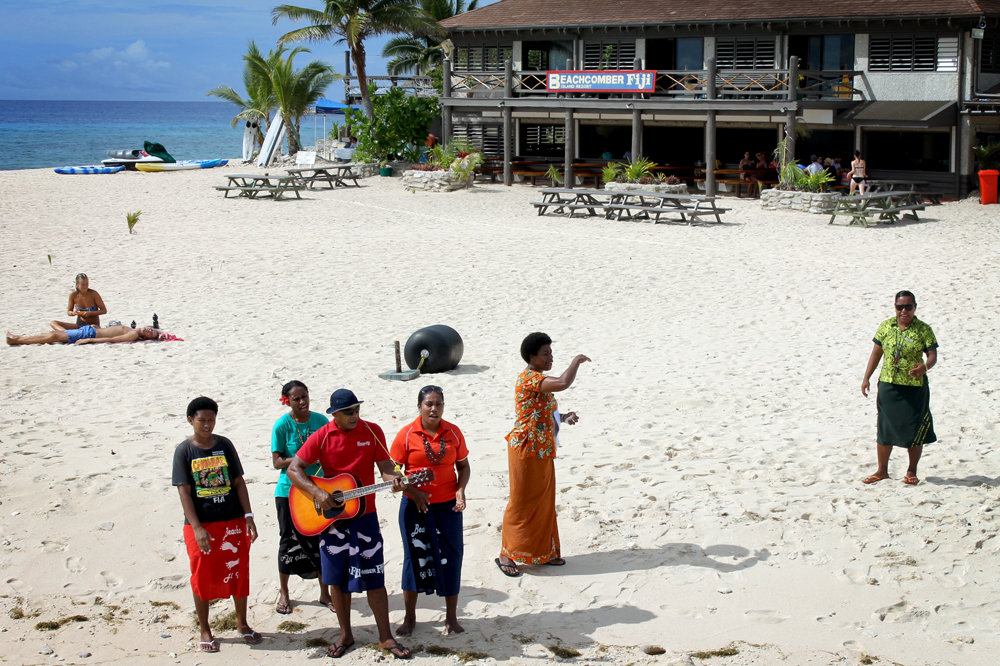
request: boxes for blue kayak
[54,165,126,175]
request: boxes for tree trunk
[352,45,374,118]
[285,114,301,154]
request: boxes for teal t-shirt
[271,412,327,497]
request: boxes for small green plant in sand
[545,164,563,185]
[47,254,52,265]
[210,610,238,632]
[277,620,307,632]
[602,162,621,186]
[548,645,581,659]
[305,637,330,648]
[126,210,143,234]
[690,645,739,659]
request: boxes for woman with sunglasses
[861,291,938,485]
[390,385,470,636]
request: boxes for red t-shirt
[390,417,469,503]
[296,418,390,515]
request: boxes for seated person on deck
[7,325,162,346]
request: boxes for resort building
[436,0,1000,196]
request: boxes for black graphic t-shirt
[171,436,245,525]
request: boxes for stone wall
[760,188,841,214]
[401,169,467,192]
[604,181,689,194]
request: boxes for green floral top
[506,369,557,459]
[874,317,938,387]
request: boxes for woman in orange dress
[496,332,590,577]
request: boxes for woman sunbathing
[7,325,162,346]
[51,273,107,331]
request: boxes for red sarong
[183,518,250,600]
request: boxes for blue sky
[0,0,497,101]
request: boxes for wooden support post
[631,57,642,161]
[785,56,798,166]
[705,57,717,197]
[503,59,513,186]
[564,109,574,188]
[442,58,452,147]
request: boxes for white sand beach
[1,165,999,666]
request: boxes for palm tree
[271,0,443,118]
[382,0,477,75]
[207,41,281,150]
[245,46,339,153]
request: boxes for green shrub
[344,85,438,163]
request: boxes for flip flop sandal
[903,475,920,485]
[327,641,356,658]
[495,557,521,577]
[862,475,888,484]
[199,640,219,653]
[385,643,412,659]
[276,602,292,615]
[242,630,263,645]
[544,558,566,566]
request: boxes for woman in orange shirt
[496,332,590,577]
[391,386,471,636]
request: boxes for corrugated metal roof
[442,0,1000,30]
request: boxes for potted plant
[379,160,393,177]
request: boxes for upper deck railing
[448,68,864,101]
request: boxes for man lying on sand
[7,324,162,346]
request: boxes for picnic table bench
[605,190,730,224]
[531,188,729,225]
[828,191,926,227]
[215,174,304,200]
[286,165,361,189]
[867,179,942,205]
[531,188,612,217]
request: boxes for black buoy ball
[404,325,464,373]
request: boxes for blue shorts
[319,513,385,593]
[66,325,97,344]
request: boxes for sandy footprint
[99,570,122,588]
[41,539,67,553]
[66,556,85,574]
[150,574,186,590]
[744,609,791,624]
[5,577,32,596]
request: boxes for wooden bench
[871,204,925,223]
[515,170,554,186]
[530,201,607,217]
[214,185,304,200]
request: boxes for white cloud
[65,40,171,72]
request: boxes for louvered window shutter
[935,36,958,72]
[870,36,891,71]
[984,37,999,73]
[716,40,736,69]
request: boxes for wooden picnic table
[867,179,942,204]
[215,173,304,200]
[530,188,729,224]
[828,191,926,228]
[605,190,729,224]
[286,164,361,189]
[531,188,612,217]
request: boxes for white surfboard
[242,121,253,162]
[257,117,285,168]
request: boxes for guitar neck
[339,477,408,501]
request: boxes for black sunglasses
[337,407,360,416]
[895,303,915,311]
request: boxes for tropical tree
[381,0,477,75]
[245,46,339,154]
[207,41,280,150]
[271,0,443,118]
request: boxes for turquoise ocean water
[0,100,248,171]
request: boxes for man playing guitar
[289,389,411,659]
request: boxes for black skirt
[275,496,321,579]
[877,381,936,448]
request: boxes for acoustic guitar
[289,470,434,536]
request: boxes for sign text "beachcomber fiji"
[546,70,656,93]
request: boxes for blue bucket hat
[326,388,363,414]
